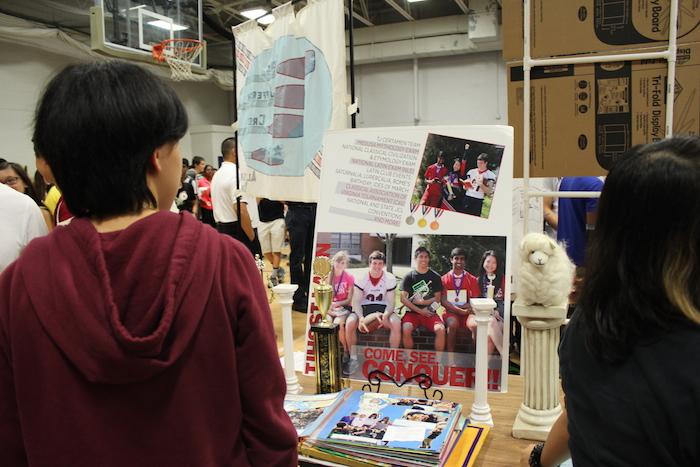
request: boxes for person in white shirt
[210,138,256,254]
[0,183,48,271]
[344,251,401,376]
[463,153,496,217]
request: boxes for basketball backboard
[90,0,206,69]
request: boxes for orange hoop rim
[152,38,203,63]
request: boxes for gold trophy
[310,256,343,394]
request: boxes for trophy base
[311,322,343,394]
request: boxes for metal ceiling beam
[454,0,469,14]
[383,0,413,21]
[359,0,370,19]
[204,0,247,23]
[345,6,373,26]
[221,5,248,23]
[40,0,92,17]
[270,0,373,27]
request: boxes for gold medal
[417,205,430,228]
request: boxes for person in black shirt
[175,160,198,215]
[285,202,316,311]
[400,247,445,351]
[523,137,700,467]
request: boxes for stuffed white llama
[517,233,575,306]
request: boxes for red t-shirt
[424,164,448,184]
[197,177,213,210]
[441,270,480,307]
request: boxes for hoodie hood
[20,211,218,384]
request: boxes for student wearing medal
[327,251,355,360]
[440,248,481,352]
[400,247,445,351]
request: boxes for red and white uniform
[355,271,397,310]
[441,270,480,326]
[464,168,496,200]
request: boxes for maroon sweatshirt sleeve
[0,264,29,467]
[222,239,298,466]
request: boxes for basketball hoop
[152,39,203,81]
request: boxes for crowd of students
[0,150,316,304]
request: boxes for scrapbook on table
[287,390,489,466]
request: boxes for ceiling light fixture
[147,20,189,31]
[406,0,427,3]
[257,14,275,25]
[241,8,268,20]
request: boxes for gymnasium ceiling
[0,0,501,68]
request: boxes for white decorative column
[512,301,567,440]
[273,283,302,395]
[469,297,496,427]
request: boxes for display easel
[514,0,680,440]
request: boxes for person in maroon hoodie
[0,61,298,466]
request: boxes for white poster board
[305,126,514,391]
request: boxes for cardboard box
[503,0,700,61]
[509,42,700,177]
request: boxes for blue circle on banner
[239,35,332,177]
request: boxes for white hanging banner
[232,0,347,202]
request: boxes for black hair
[477,249,504,293]
[192,156,205,167]
[0,160,42,206]
[221,137,236,156]
[414,246,430,259]
[450,247,467,259]
[33,170,48,202]
[182,158,190,168]
[579,136,700,363]
[32,61,188,219]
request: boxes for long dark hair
[579,136,700,363]
[0,160,42,206]
[450,158,461,174]
[477,249,504,294]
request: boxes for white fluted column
[469,297,496,427]
[512,302,567,440]
[273,283,302,395]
